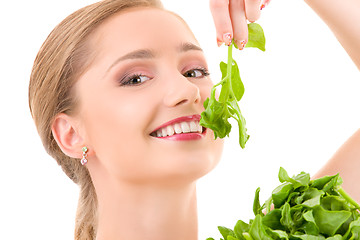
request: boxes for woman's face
[75,8,223,186]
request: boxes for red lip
[151,114,201,133]
[160,130,206,141]
[150,114,207,141]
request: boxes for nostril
[163,80,201,107]
[175,99,188,106]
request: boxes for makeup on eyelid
[116,66,210,87]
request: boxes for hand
[209,0,270,49]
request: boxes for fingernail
[223,33,232,46]
[237,40,247,50]
[260,4,266,10]
[217,39,224,47]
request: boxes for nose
[163,72,201,108]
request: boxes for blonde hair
[28,0,163,239]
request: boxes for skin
[304,0,360,70]
[209,0,270,48]
[210,0,360,202]
[313,129,360,202]
[304,0,360,202]
[52,8,223,240]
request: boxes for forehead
[91,8,198,54]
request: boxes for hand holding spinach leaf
[207,167,360,240]
[200,23,266,148]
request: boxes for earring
[81,146,88,165]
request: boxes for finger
[209,0,233,46]
[260,0,271,10]
[229,0,248,50]
[244,0,262,22]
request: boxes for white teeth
[180,122,190,133]
[166,125,175,136]
[162,128,168,137]
[174,123,182,134]
[152,121,204,137]
[198,124,202,133]
[189,121,198,132]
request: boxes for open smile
[150,114,207,140]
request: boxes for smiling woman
[24,0,360,239]
[28,0,223,239]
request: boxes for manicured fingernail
[237,40,247,50]
[241,40,247,49]
[217,39,224,47]
[260,4,266,10]
[223,33,232,46]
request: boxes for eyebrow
[106,42,203,73]
[178,42,203,52]
[107,49,155,72]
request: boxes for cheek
[79,76,223,184]
[199,79,214,105]
[81,89,155,178]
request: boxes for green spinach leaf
[200,23,265,148]
[207,168,360,240]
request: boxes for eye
[183,68,210,78]
[121,74,151,86]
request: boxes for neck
[95,180,198,240]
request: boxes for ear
[51,113,84,159]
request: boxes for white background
[1,0,359,239]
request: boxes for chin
[165,146,223,184]
[112,139,224,186]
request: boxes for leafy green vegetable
[207,168,360,240]
[200,23,266,148]
[245,23,266,51]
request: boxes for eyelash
[120,74,151,86]
[120,67,210,86]
[183,67,210,79]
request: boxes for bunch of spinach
[207,167,360,240]
[200,23,266,148]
